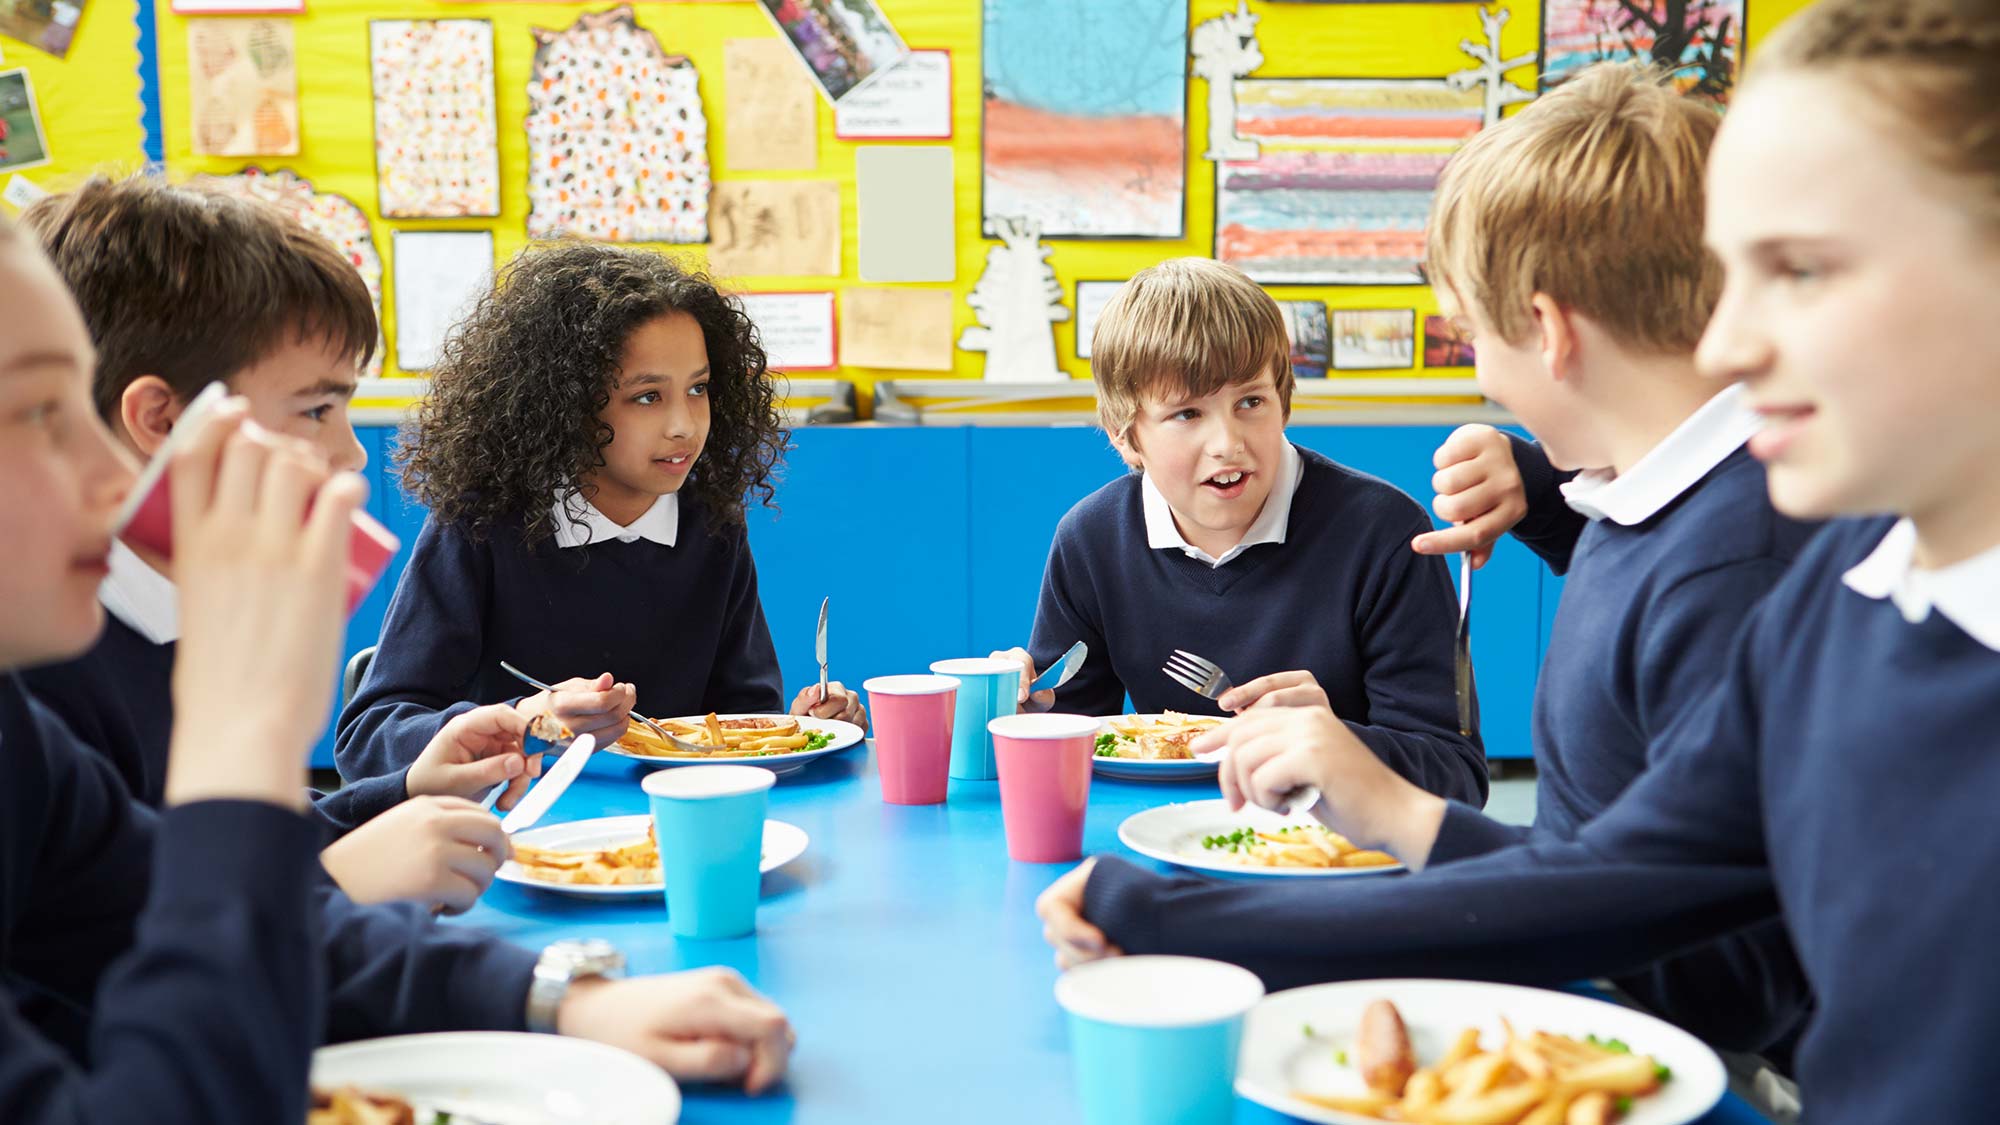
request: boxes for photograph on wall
[981,0,1187,240]
[754,0,907,105]
[1423,314,1476,368]
[1332,309,1416,371]
[187,18,298,156]
[1216,78,1483,284]
[0,68,50,172]
[370,19,500,218]
[0,0,83,59]
[526,6,711,243]
[1542,0,1743,100]
[1277,299,1330,380]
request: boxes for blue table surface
[451,744,1771,1125]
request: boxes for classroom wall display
[187,18,296,156]
[0,67,50,171]
[739,290,838,372]
[525,6,710,243]
[1542,0,1743,100]
[708,179,841,277]
[1333,309,1416,370]
[370,19,498,218]
[391,229,494,371]
[843,286,954,370]
[960,216,1069,382]
[1423,314,1476,368]
[1451,5,1538,126]
[722,37,817,172]
[855,145,953,282]
[0,0,83,58]
[171,0,301,15]
[1191,2,1262,162]
[981,0,1188,240]
[1072,279,1124,361]
[1278,299,1330,379]
[833,47,950,140]
[755,0,907,105]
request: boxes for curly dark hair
[399,243,786,545]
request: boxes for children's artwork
[707,180,840,278]
[1332,309,1417,371]
[856,146,953,283]
[1543,0,1743,100]
[187,19,298,156]
[526,7,711,244]
[195,167,387,377]
[1423,314,1476,368]
[723,38,817,172]
[833,48,950,140]
[1449,5,1538,127]
[371,20,500,219]
[754,0,907,105]
[1278,300,1331,380]
[738,291,838,371]
[959,216,1070,383]
[0,0,84,59]
[1191,1,1262,161]
[0,68,51,172]
[392,230,494,372]
[842,287,954,371]
[1216,78,1485,285]
[981,0,1187,240]
[1073,280,1125,361]
[172,0,303,14]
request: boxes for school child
[337,244,863,781]
[994,257,1485,803]
[1039,3,2000,1118]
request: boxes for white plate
[312,1031,680,1124]
[1235,979,1727,1125]
[1116,800,1405,879]
[1090,714,1223,781]
[599,714,865,777]
[497,814,808,899]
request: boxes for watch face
[548,938,624,975]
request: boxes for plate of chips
[602,713,864,777]
[498,814,808,899]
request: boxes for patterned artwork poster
[526,6,711,244]
[370,19,501,218]
[1542,0,1743,100]
[187,18,298,156]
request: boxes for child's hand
[1192,706,1448,869]
[515,672,636,747]
[1036,859,1123,969]
[1216,669,1331,713]
[407,703,540,808]
[320,796,510,913]
[991,647,1056,712]
[1410,424,1526,569]
[557,967,794,1094]
[789,682,864,726]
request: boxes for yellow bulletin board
[8,0,1814,402]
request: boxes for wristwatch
[525,938,626,1034]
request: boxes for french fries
[1198,824,1401,870]
[1293,1000,1669,1123]
[616,713,820,758]
[1098,712,1223,760]
[307,1087,415,1125]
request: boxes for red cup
[863,674,960,805]
[990,713,1099,862]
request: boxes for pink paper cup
[863,674,960,805]
[989,713,1099,863]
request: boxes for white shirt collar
[1842,519,2000,652]
[99,539,179,645]
[550,492,680,549]
[1560,384,1761,525]
[1141,441,1304,568]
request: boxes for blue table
[453,744,1771,1125]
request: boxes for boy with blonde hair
[998,256,1485,803]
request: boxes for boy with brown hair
[997,256,1485,803]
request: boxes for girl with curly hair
[335,244,863,781]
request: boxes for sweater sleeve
[702,526,785,714]
[308,769,412,838]
[1427,800,1534,864]
[314,886,538,1043]
[1031,524,1124,718]
[1505,434,1587,576]
[335,517,488,782]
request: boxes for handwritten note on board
[834,48,951,139]
[739,292,838,371]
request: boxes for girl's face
[0,241,132,669]
[1699,73,2000,537]
[585,312,712,525]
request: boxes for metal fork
[1163,649,1324,821]
[497,660,715,754]
[1454,553,1475,737]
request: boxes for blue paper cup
[1056,956,1265,1125]
[928,657,1021,780]
[642,765,776,940]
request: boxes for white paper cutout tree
[1191,0,1263,161]
[958,216,1071,384]
[1447,5,1538,127]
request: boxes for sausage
[1357,998,1418,1097]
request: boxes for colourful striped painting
[1541,0,1742,100]
[1215,78,1485,285]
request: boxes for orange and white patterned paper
[187,19,298,156]
[370,19,501,218]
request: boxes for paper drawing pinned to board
[959,216,1070,383]
[843,287,954,371]
[754,0,907,105]
[1191,1,1262,161]
[370,19,501,218]
[188,18,298,156]
[392,230,494,372]
[1333,309,1416,371]
[526,6,711,243]
[1543,0,1742,101]
[707,180,840,278]
[1424,314,1476,368]
[982,0,1187,239]
[1448,6,1537,127]
[1278,300,1330,380]
[723,37,817,172]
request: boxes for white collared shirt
[1560,384,1761,525]
[99,539,179,645]
[550,492,680,549]
[1141,441,1305,568]
[1841,519,2000,652]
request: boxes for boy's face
[1118,369,1288,554]
[0,243,131,669]
[1700,74,2000,526]
[227,335,367,474]
[587,311,712,523]
[1448,290,1599,472]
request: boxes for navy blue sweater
[1085,517,1999,1123]
[1028,446,1486,804]
[337,505,784,782]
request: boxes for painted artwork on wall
[981,0,1187,239]
[1277,300,1330,380]
[525,6,711,244]
[1215,78,1484,284]
[1333,309,1417,371]
[1423,314,1476,368]
[188,18,298,156]
[370,19,500,218]
[1541,0,1743,100]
